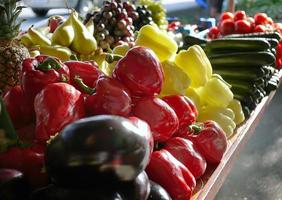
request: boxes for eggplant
[148,181,171,200]
[31,172,150,200]
[118,171,150,200]
[45,115,151,187]
[0,169,30,200]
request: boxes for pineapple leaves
[0,97,18,142]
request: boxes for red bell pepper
[132,97,179,142]
[146,149,196,200]
[186,120,228,164]
[3,85,34,129]
[162,95,198,129]
[64,60,102,92]
[0,145,48,188]
[21,55,70,105]
[164,137,207,179]
[34,82,85,142]
[76,76,132,117]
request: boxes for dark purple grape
[130,12,139,20]
[103,29,110,36]
[97,33,106,41]
[111,2,118,9]
[125,17,133,25]
[103,11,113,19]
[117,12,128,20]
[122,37,131,43]
[97,23,105,31]
[117,20,126,29]
[110,18,117,26]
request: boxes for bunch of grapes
[85,0,137,49]
[133,5,153,31]
[140,0,168,30]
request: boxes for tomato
[219,12,234,22]
[235,19,251,34]
[254,13,268,25]
[208,26,220,39]
[219,19,235,35]
[266,17,274,26]
[247,17,255,30]
[253,24,266,32]
[234,10,246,21]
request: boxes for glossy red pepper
[64,60,102,91]
[0,146,48,188]
[164,137,207,179]
[3,85,34,129]
[162,95,198,129]
[34,82,85,142]
[146,149,196,200]
[186,120,228,164]
[132,97,179,142]
[21,55,70,105]
[75,75,132,117]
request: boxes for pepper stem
[74,76,96,95]
[190,123,202,135]
[104,53,123,63]
[37,57,62,72]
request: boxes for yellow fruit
[28,26,51,46]
[70,11,97,55]
[51,13,75,47]
[160,60,190,96]
[39,45,73,61]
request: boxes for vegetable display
[0,1,281,200]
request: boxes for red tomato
[247,17,255,30]
[208,26,220,39]
[254,13,268,25]
[234,10,246,21]
[219,19,235,35]
[235,19,251,34]
[219,12,234,22]
[253,24,266,32]
[266,17,274,26]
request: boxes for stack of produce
[83,0,167,49]
[207,10,282,69]
[2,1,281,199]
[20,10,97,61]
[204,32,281,117]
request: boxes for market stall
[0,0,282,199]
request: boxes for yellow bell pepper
[185,87,202,111]
[228,99,245,125]
[198,105,236,138]
[200,74,233,108]
[135,24,177,62]
[175,45,212,88]
[160,60,190,96]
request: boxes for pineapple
[0,0,29,94]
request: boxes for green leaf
[0,97,18,141]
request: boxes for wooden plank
[191,71,282,200]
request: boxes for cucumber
[224,32,281,41]
[183,34,207,45]
[205,38,271,53]
[209,51,276,68]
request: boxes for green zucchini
[209,51,276,68]
[205,38,271,53]
[224,31,281,41]
[182,34,207,46]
